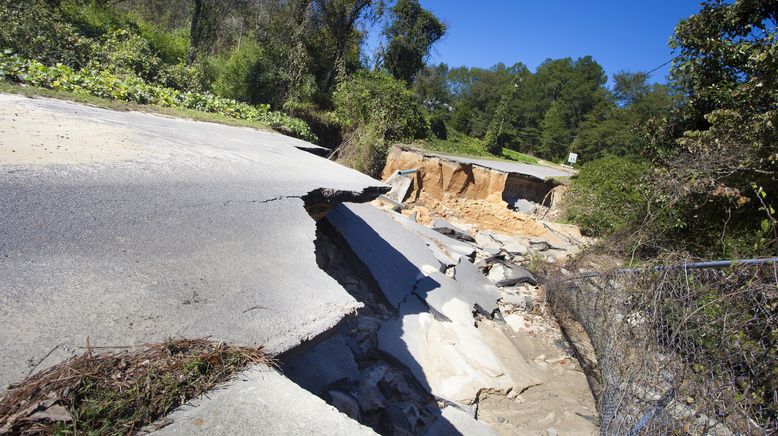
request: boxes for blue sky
[368,1,703,85]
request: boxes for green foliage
[305,0,380,100]
[444,57,611,161]
[0,0,94,68]
[637,0,778,257]
[412,63,452,110]
[612,71,650,106]
[334,71,429,141]
[208,41,282,106]
[383,0,446,83]
[539,102,572,160]
[446,63,517,138]
[333,71,429,175]
[564,156,650,237]
[0,52,315,142]
[483,77,518,154]
[572,73,674,162]
[417,129,539,165]
[429,113,448,140]
[0,1,199,91]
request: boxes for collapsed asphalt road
[1,94,597,435]
[0,94,387,390]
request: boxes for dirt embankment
[381,147,552,237]
[382,147,508,204]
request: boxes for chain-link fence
[546,258,778,435]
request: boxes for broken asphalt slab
[487,263,538,287]
[151,367,376,435]
[421,151,572,181]
[326,202,444,309]
[388,212,476,261]
[425,406,498,436]
[0,94,387,389]
[326,203,513,405]
[452,257,500,316]
[377,295,514,404]
[431,219,474,242]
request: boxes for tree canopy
[382,0,445,84]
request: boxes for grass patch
[0,82,283,133]
[500,148,539,165]
[415,129,541,165]
[0,339,274,435]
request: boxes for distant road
[422,151,573,181]
[0,94,385,389]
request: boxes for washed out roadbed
[0,339,274,435]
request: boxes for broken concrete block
[425,406,498,436]
[486,264,506,284]
[327,203,443,308]
[504,313,525,333]
[487,263,537,287]
[377,295,514,404]
[327,390,360,420]
[390,212,476,260]
[501,293,534,311]
[355,382,386,413]
[513,199,537,214]
[530,240,551,252]
[432,219,475,242]
[426,242,459,267]
[152,367,376,435]
[452,257,500,316]
[491,234,528,255]
[283,335,359,394]
[414,273,482,325]
[385,174,413,203]
[481,246,501,256]
[474,232,502,250]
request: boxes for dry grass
[0,339,274,435]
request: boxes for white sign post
[567,152,578,164]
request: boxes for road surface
[0,94,386,390]
[423,150,573,180]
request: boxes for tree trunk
[188,0,204,64]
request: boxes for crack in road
[222,195,300,207]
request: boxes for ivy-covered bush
[564,155,650,237]
[334,71,429,141]
[333,71,429,175]
[207,40,282,107]
[0,0,94,68]
[0,52,315,142]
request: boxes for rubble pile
[284,200,597,435]
[283,147,596,435]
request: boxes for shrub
[429,113,447,140]
[208,41,282,107]
[135,22,189,65]
[0,52,316,142]
[564,155,650,237]
[333,71,429,176]
[334,71,429,142]
[0,0,94,68]
[90,29,164,81]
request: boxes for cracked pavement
[0,94,387,390]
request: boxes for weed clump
[0,339,274,435]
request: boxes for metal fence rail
[547,258,778,435]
